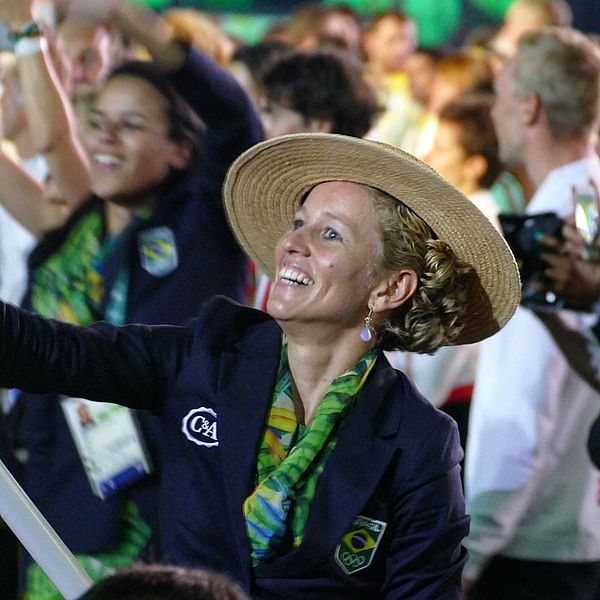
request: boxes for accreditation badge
[61,397,153,500]
[334,515,387,575]
[138,226,178,277]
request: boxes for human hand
[65,0,120,24]
[462,577,474,599]
[541,218,600,311]
[0,0,35,31]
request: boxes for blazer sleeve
[384,417,469,599]
[0,301,193,413]
[167,47,264,192]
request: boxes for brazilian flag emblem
[334,515,387,575]
[138,226,179,277]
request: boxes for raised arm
[0,301,193,412]
[69,0,263,185]
[0,0,91,221]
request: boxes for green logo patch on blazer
[334,515,387,575]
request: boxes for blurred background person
[362,10,419,150]
[0,0,262,597]
[488,0,573,75]
[464,27,600,600]
[387,93,502,465]
[486,0,574,213]
[227,40,291,107]
[259,49,379,139]
[426,94,500,226]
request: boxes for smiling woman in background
[0,133,519,599]
[0,0,262,596]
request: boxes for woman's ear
[370,269,419,316]
[168,139,193,170]
[519,90,541,127]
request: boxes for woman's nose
[98,123,119,143]
[283,226,311,256]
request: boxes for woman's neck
[105,201,132,236]
[104,193,156,236]
[285,325,375,426]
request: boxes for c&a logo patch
[334,515,387,575]
[181,407,218,447]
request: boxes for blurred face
[491,61,523,166]
[405,52,436,106]
[267,181,383,331]
[260,98,310,138]
[428,73,465,114]
[364,16,417,73]
[426,120,474,193]
[58,22,118,100]
[84,75,187,204]
[320,13,362,53]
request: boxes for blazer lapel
[257,356,404,577]
[216,319,282,584]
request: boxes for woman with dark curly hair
[0,133,520,599]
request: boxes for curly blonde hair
[370,187,477,353]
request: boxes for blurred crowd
[0,0,599,598]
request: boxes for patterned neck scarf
[30,209,143,325]
[243,341,378,566]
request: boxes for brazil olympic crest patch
[138,227,178,277]
[334,515,387,575]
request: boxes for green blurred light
[131,0,171,9]
[189,0,254,9]
[323,0,395,15]
[403,0,463,47]
[472,0,514,19]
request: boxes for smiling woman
[0,132,520,599]
[83,61,204,208]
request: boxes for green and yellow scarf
[244,341,378,566]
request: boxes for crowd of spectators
[0,0,599,598]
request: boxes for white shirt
[464,156,600,580]
[385,344,478,408]
[0,154,47,305]
[469,189,501,231]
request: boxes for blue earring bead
[360,326,373,342]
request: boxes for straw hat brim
[223,133,521,346]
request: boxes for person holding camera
[463,27,600,600]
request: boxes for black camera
[499,212,564,309]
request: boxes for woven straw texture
[223,133,521,345]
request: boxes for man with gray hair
[464,27,600,599]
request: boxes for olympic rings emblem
[341,552,366,568]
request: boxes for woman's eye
[88,119,104,131]
[122,121,144,131]
[292,218,304,230]
[324,227,341,241]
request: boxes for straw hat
[223,133,520,345]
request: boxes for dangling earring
[360,307,374,342]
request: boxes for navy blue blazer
[0,297,469,599]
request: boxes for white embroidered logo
[181,407,218,447]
